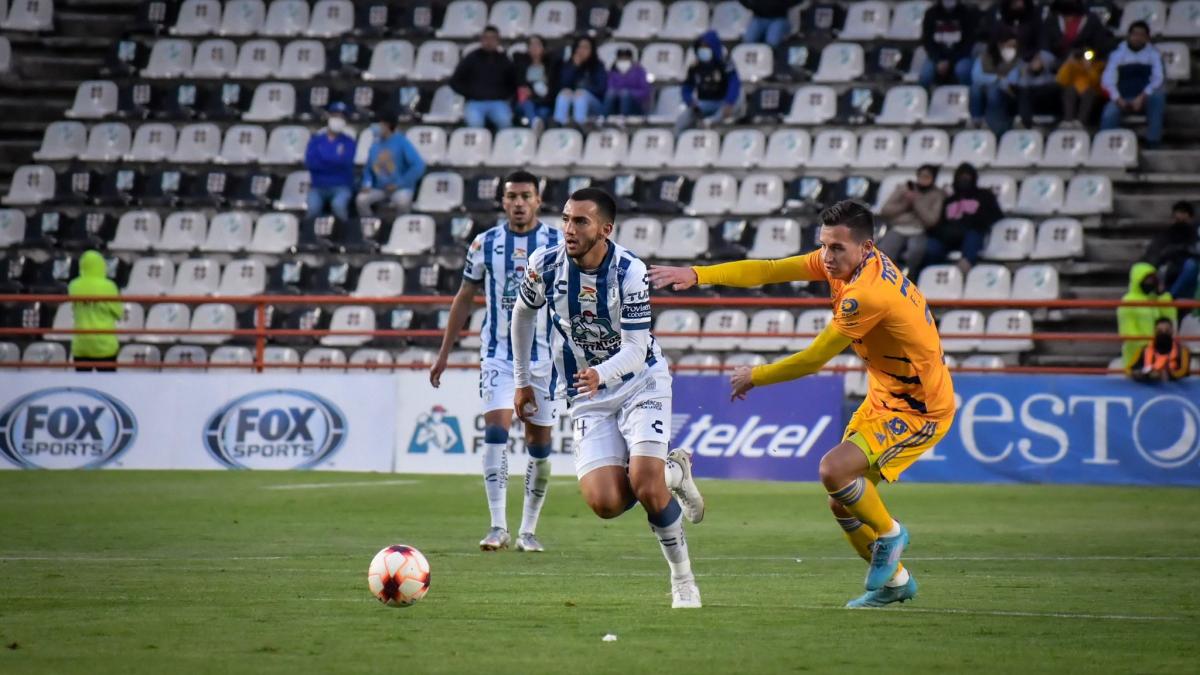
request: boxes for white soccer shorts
[479,357,557,427]
[569,364,672,478]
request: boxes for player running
[649,200,956,608]
[431,171,561,553]
[510,188,706,609]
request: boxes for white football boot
[479,527,511,551]
[671,575,702,609]
[666,449,705,524]
[515,532,545,552]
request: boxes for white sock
[648,499,692,579]
[482,442,508,530]
[886,566,911,588]
[879,519,901,538]
[519,457,551,535]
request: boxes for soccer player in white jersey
[431,171,562,552]
[510,188,706,608]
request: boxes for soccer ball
[368,545,431,607]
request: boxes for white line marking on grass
[612,554,1200,563]
[261,479,422,490]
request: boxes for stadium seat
[487,0,532,38]
[949,129,996,167]
[614,0,665,39]
[699,309,748,351]
[243,82,296,122]
[530,0,575,38]
[303,347,348,368]
[856,129,903,168]
[117,344,161,370]
[446,348,479,366]
[110,211,162,252]
[808,130,857,168]
[761,129,812,168]
[487,127,536,166]
[396,347,436,368]
[917,264,964,300]
[886,0,929,40]
[658,218,709,259]
[1011,264,1059,300]
[163,344,208,367]
[172,0,221,36]
[322,306,374,347]
[875,85,927,125]
[364,40,414,81]
[1062,175,1113,215]
[123,257,175,296]
[625,128,674,168]
[382,214,436,255]
[825,354,866,396]
[279,40,326,79]
[1164,1,1200,36]
[961,354,1005,371]
[446,127,493,167]
[413,40,459,81]
[735,174,784,215]
[272,171,309,211]
[672,130,720,168]
[647,85,687,124]
[1179,313,1200,352]
[685,174,737,215]
[615,217,663,259]
[0,341,19,365]
[978,172,1018,212]
[263,345,301,371]
[21,342,68,369]
[742,310,793,352]
[171,123,221,163]
[189,302,236,344]
[579,129,628,168]
[812,43,865,83]
[1158,41,1192,80]
[65,80,119,119]
[964,264,1012,300]
[983,309,1033,353]
[532,128,583,167]
[711,0,751,40]
[715,129,766,169]
[348,348,393,370]
[981,218,1035,261]
[841,1,890,39]
[2,165,54,206]
[141,306,192,347]
[659,0,708,40]
[204,211,254,252]
[218,124,268,164]
[674,353,720,372]
[33,121,87,161]
[0,37,8,75]
[190,38,237,77]
[160,211,208,251]
[746,218,801,259]
[219,0,266,36]
[640,42,686,82]
[1031,217,1084,259]
[232,39,281,79]
[1089,129,1138,168]
[422,85,466,124]
[994,130,1044,168]
[405,125,448,166]
[792,310,833,351]
[1014,174,1065,215]
[437,0,487,38]
[217,258,266,296]
[925,85,969,125]
[901,128,949,167]
[260,125,309,165]
[723,353,768,373]
[939,310,983,352]
[0,209,25,247]
[124,123,176,162]
[142,39,194,79]
[1118,0,1166,35]
[731,44,773,83]
[307,0,353,37]
[45,303,76,342]
[172,259,220,296]
[262,0,309,36]
[596,40,638,69]
[353,260,406,297]
[414,172,464,212]
[1042,129,1090,168]
[248,213,298,254]
[209,345,254,369]
[460,308,486,350]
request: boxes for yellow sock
[828,477,895,535]
[834,516,877,562]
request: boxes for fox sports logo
[0,388,137,469]
[203,390,347,470]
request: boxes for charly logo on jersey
[203,390,346,470]
[0,388,137,469]
[571,310,621,365]
[408,405,464,454]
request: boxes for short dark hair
[503,170,540,190]
[616,47,634,59]
[1172,200,1194,216]
[483,25,500,35]
[570,187,616,224]
[1128,20,1150,35]
[819,200,875,241]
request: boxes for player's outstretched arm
[650,254,821,291]
[430,279,479,388]
[729,322,852,400]
[510,256,546,422]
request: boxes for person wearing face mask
[304,101,356,223]
[1131,318,1191,381]
[924,163,1003,275]
[1042,0,1112,126]
[876,165,945,274]
[1119,263,1179,370]
[920,0,978,88]
[513,35,560,131]
[1150,202,1200,303]
[1100,21,1166,148]
[987,0,1041,61]
[355,117,426,218]
[553,36,608,127]
[969,34,1021,134]
[676,31,741,135]
[603,48,651,117]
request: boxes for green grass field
[1,471,1197,674]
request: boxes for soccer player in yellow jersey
[649,200,956,608]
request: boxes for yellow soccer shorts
[843,403,953,484]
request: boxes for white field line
[3,553,1199,563]
[261,479,422,490]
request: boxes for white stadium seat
[1014,174,1065,215]
[1179,314,1200,352]
[242,82,296,122]
[994,129,1044,168]
[2,165,54,206]
[616,217,663,260]
[716,129,766,169]
[917,264,964,300]
[487,127,535,167]
[33,121,87,161]
[672,130,720,168]
[731,44,773,83]
[382,214,436,255]
[219,0,266,36]
[685,174,737,215]
[1159,42,1192,80]
[414,172,465,212]
[1089,129,1138,168]
[306,0,353,37]
[1062,174,1112,215]
[734,174,784,215]
[812,42,865,82]
[164,345,209,366]
[350,348,394,370]
[808,129,857,168]
[983,310,1034,353]
[841,1,890,39]
[160,211,208,251]
[263,346,301,371]
[613,0,665,40]
[711,1,752,40]
[0,341,21,364]
[22,342,68,369]
[747,218,801,259]
[1011,264,1059,300]
[421,85,465,124]
[204,211,254,252]
[640,42,686,82]
[111,211,163,252]
[46,303,75,342]
[189,303,236,345]
[625,128,674,168]
[117,344,162,370]
[173,259,220,295]
[262,125,309,165]
[364,40,415,81]
[900,128,950,168]
[926,85,969,125]
[405,125,448,166]
[699,309,749,351]
[210,345,254,369]
[978,172,1018,212]
[1031,217,1084,259]
[0,37,8,75]
[233,39,281,79]
[530,1,575,38]
[659,0,708,40]
[856,129,903,168]
[939,310,984,352]
[658,218,709,259]
[1042,129,1090,168]
[2,0,52,31]
[489,0,533,38]
[886,0,930,40]
[876,85,927,125]
[761,128,811,168]
[981,218,1035,261]
[171,123,221,163]
[248,213,298,254]
[949,129,996,167]
[579,129,628,168]
[437,0,487,39]
[1118,0,1166,36]
[303,347,348,368]
[280,40,326,79]
[218,124,268,164]
[190,38,237,77]
[1165,1,1200,37]
[217,258,266,296]
[127,123,178,162]
[648,85,687,124]
[0,209,26,247]
[141,39,194,79]
[532,128,583,167]
[274,170,309,210]
[413,41,459,81]
[125,257,175,295]
[262,0,310,37]
[744,310,794,352]
[964,264,1012,300]
[355,261,406,297]
[323,306,374,347]
[723,353,768,373]
[792,310,833,351]
[446,127,493,167]
[172,0,221,36]
[962,354,1005,371]
[675,353,721,372]
[66,80,119,119]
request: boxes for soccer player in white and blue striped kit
[431,171,562,553]
[510,188,706,608]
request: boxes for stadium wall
[1,373,1197,486]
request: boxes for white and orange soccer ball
[368,545,431,607]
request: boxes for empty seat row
[172,0,353,38]
[918,263,1061,302]
[34,121,312,165]
[939,310,1035,354]
[121,255,409,297]
[142,37,331,79]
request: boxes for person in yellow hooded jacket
[68,250,123,372]
[1117,262,1177,370]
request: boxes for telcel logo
[674,414,833,458]
[0,388,137,469]
[203,390,346,469]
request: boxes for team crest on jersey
[501,268,525,309]
[469,239,482,252]
[578,286,598,303]
[513,247,527,259]
[571,311,621,365]
[840,298,859,316]
[887,417,909,436]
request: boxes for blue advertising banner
[670,374,844,481]
[906,375,1200,486]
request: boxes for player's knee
[818,452,847,490]
[526,442,552,460]
[586,494,626,519]
[484,426,509,445]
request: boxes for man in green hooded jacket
[1118,262,1178,370]
[68,250,123,372]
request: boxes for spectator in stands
[877,165,945,274]
[355,118,425,218]
[925,163,1003,274]
[970,33,1021,134]
[1118,262,1178,369]
[1100,21,1166,149]
[553,35,607,127]
[69,250,122,373]
[513,35,559,131]
[1041,0,1111,126]
[676,31,741,134]
[986,0,1041,61]
[604,48,651,118]
[450,25,518,130]
[1010,42,1060,129]
[1150,201,1200,301]
[304,102,355,223]
[1130,317,1191,381]
[739,1,800,48]
[920,0,977,88]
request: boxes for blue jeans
[603,90,646,116]
[464,100,513,130]
[924,229,987,269]
[1171,257,1200,301]
[306,185,352,222]
[517,100,551,126]
[553,89,602,125]
[919,56,973,88]
[970,81,1015,135]
[743,16,790,47]
[674,99,725,134]
[1100,90,1165,147]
